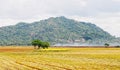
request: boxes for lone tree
[104,43,109,48]
[41,42,50,49]
[31,40,50,49]
[31,40,40,49]
[38,41,42,49]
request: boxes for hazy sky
[0,0,120,37]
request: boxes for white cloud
[0,19,17,27]
[0,0,87,19]
[112,0,120,2]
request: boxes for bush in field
[104,43,109,48]
[31,40,41,49]
[41,42,50,49]
[115,45,120,48]
[31,40,50,49]
[37,40,43,49]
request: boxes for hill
[0,16,115,46]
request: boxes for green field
[0,47,120,70]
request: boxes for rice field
[0,46,120,70]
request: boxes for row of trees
[32,40,50,49]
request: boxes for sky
[0,0,120,37]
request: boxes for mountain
[0,16,115,46]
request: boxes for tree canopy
[32,40,50,49]
[104,43,109,48]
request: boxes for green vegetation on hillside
[0,16,116,46]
